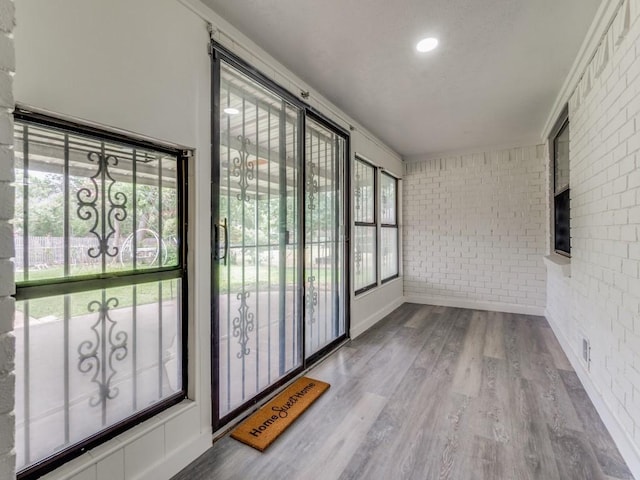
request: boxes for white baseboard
[404,294,545,316]
[350,296,406,339]
[138,432,211,480]
[545,309,640,480]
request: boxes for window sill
[543,254,571,278]
[354,276,402,299]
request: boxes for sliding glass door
[212,48,348,428]
[304,118,346,358]
[214,60,303,422]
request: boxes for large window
[353,158,376,293]
[13,110,188,478]
[380,172,399,281]
[552,108,570,256]
[353,157,400,294]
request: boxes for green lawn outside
[16,264,178,320]
[16,261,342,320]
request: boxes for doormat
[230,376,330,451]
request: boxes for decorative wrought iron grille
[13,111,187,478]
[77,293,128,420]
[231,135,255,202]
[305,159,319,211]
[232,290,255,358]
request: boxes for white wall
[0,0,15,478]
[12,0,403,479]
[403,145,547,315]
[14,1,213,479]
[544,0,640,476]
[350,128,404,338]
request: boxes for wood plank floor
[172,304,634,480]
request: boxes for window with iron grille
[13,109,188,479]
[551,107,570,256]
[353,157,376,293]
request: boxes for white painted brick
[0,182,13,220]
[0,296,12,335]
[0,112,12,145]
[0,372,14,414]
[0,70,12,109]
[0,260,12,296]
[0,450,14,480]
[0,3,14,479]
[0,32,13,73]
[0,0,15,34]
[0,333,14,376]
[622,189,636,207]
[546,2,640,461]
[631,172,640,192]
[0,221,12,259]
[0,146,13,182]
[0,412,12,454]
[627,128,640,154]
[403,144,546,308]
[621,225,637,241]
[619,154,636,175]
[613,176,628,194]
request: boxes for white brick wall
[403,145,547,313]
[546,0,640,464]
[545,260,575,347]
[549,0,640,451]
[0,0,15,479]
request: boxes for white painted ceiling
[203,0,601,157]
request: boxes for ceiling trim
[403,137,543,163]
[542,0,624,139]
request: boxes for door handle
[215,218,228,265]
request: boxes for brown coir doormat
[230,376,330,451]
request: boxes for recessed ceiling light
[416,37,439,53]
[224,107,240,115]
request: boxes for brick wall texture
[547,0,640,450]
[403,145,547,311]
[0,0,15,478]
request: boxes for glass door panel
[304,118,346,358]
[215,61,302,419]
